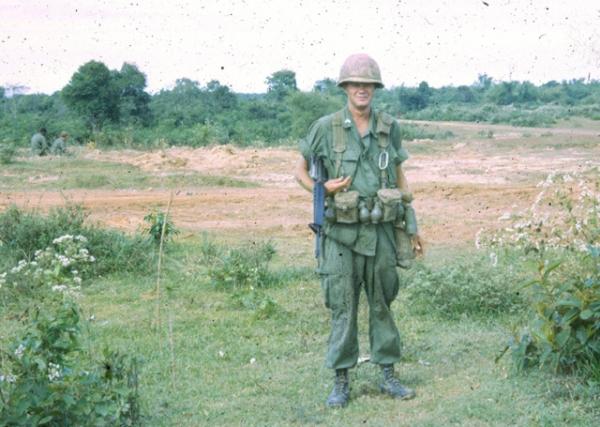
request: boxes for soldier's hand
[325,176,352,195]
[412,234,424,257]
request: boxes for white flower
[74,277,82,285]
[48,363,61,381]
[53,235,73,245]
[89,256,96,263]
[55,254,71,267]
[52,285,68,293]
[75,235,88,243]
[0,374,16,383]
[14,344,25,359]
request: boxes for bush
[0,234,94,307]
[0,301,141,426]
[207,241,277,290]
[482,169,600,373]
[0,205,154,276]
[405,255,526,319]
[197,238,303,319]
[508,250,600,372]
[0,140,17,164]
[143,210,179,245]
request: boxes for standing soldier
[30,127,49,156]
[51,131,69,155]
[295,53,423,408]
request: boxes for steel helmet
[337,53,384,88]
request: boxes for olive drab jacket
[300,107,409,256]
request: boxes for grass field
[1,119,599,426]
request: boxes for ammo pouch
[377,188,404,222]
[392,196,418,269]
[394,224,415,269]
[333,191,359,224]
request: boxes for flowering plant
[0,234,94,301]
[480,168,600,373]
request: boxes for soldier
[30,127,49,156]
[295,53,424,408]
[51,131,69,155]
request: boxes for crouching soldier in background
[51,131,69,155]
[30,127,49,156]
[295,53,424,408]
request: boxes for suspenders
[331,110,394,188]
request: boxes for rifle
[308,154,327,258]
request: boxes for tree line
[1,60,599,147]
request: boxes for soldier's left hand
[412,234,424,257]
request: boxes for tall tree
[114,63,152,126]
[62,61,120,132]
[266,70,298,100]
[205,80,237,113]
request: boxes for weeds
[0,140,17,164]
[206,240,277,290]
[0,234,142,425]
[143,210,179,245]
[405,254,526,319]
[482,168,600,374]
[197,238,301,319]
[0,301,141,426]
[0,204,155,276]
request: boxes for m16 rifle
[308,154,328,258]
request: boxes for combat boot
[326,368,350,408]
[379,364,415,400]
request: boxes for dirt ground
[2,120,599,251]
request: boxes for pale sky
[1,0,599,94]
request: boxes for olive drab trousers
[319,225,401,369]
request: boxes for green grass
[2,129,599,425]
[0,157,256,191]
[40,239,591,426]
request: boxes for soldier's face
[344,82,375,110]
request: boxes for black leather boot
[380,364,415,400]
[326,368,350,408]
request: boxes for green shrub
[0,301,141,426]
[405,255,526,319]
[508,250,600,372]
[207,241,277,290]
[231,288,279,320]
[0,205,154,275]
[0,140,17,164]
[482,169,600,373]
[143,210,179,245]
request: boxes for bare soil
[2,121,599,250]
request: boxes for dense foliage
[481,169,600,374]
[1,62,599,148]
[0,246,141,426]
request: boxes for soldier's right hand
[325,176,352,195]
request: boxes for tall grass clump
[480,168,600,375]
[0,204,155,275]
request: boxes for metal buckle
[378,151,389,170]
